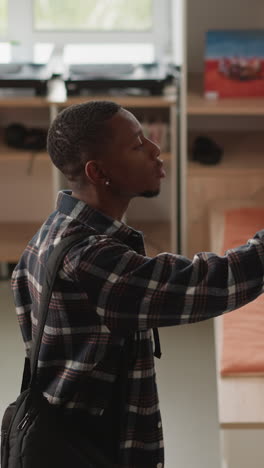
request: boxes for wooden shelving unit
[185,74,264,256]
[0,94,177,264]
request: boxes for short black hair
[47,100,121,185]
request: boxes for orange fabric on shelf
[220,207,264,376]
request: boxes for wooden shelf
[0,95,176,110]
[127,220,170,257]
[188,74,264,116]
[0,222,41,263]
[63,95,177,109]
[188,131,264,175]
[0,97,50,108]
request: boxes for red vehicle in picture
[218,57,263,81]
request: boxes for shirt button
[157,421,162,428]
[157,463,163,468]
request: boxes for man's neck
[71,189,129,222]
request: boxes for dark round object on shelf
[5,123,26,148]
[192,135,223,165]
[5,123,47,151]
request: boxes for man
[11,101,264,468]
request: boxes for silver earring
[105,179,110,186]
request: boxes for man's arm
[74,232,264,332]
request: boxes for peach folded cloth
[220,207,264,376]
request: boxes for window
[62,43,155,64]
[0,0,7,35]
[0,0,170,64]
[34,0,153,32]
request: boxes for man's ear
[84,160,107,185]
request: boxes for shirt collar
[56,190,145,253]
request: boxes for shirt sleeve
[74,231,264,332]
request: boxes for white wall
[156,322,221,468]
[0,282,24,420]
[222,429,264,468]
[170,0,184,66]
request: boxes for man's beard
[138,189,160,198]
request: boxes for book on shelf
[204,30,264,99]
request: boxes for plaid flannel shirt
[11,191,264,468]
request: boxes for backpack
[1,233,121,468]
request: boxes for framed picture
[204,30,264,98]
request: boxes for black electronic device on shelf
[0,63,52,96]
[0,59,179,98]
[65,62,175,96]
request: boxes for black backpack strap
[153,328,162,359]
[29,233,88,386]
[20,356,31,393]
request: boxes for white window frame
[1,0,170,62]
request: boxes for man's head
[47,100,165,206]
[47,100,121,188]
